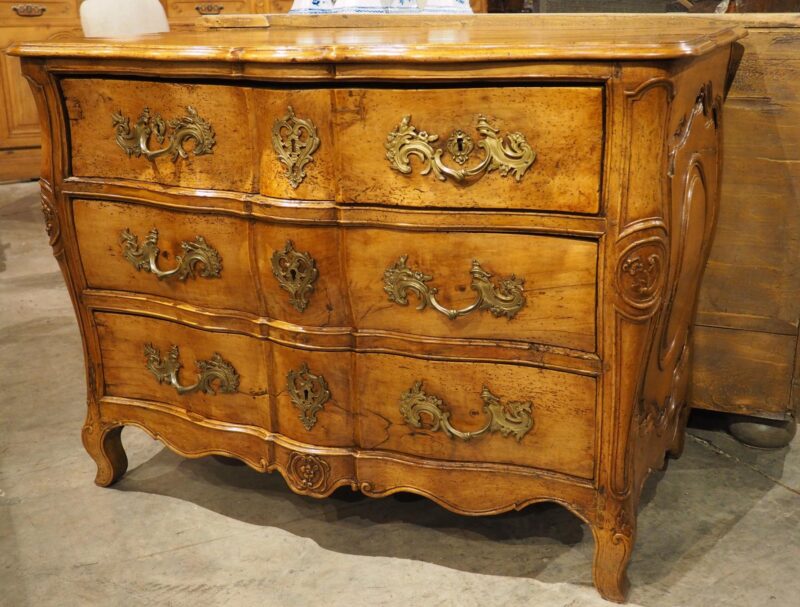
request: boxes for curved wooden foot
[728,414,796,449]
[81,414,128,487]
[592,508,635,603]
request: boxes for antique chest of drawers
[11,15,744,602]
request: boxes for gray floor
[1,180,798,607]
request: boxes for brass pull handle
[120,228,222,281]
[287,363,331,431]
[12,4,46,17]
[384,256,525,320]
[195,3,224,14]
[400,381,533,442]
[112,106,216,162]
[385,115,536,184]
[145,344,240,395]
[271,240,318,312]
[272,106,320,189]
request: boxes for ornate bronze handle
[144,344,239,395]
[287,363,331,431]
[272,106,320,188]
[120,228,222,281]
[12,4,46,17]
[195,3,224,14]
[400,381,533,442]
[271,241,318,312]
[112,106,216,162]
[384,256,525,320]
[385,115,536,184]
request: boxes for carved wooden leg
[81,411,128,487]
[591,503,635,603]
[728,413,797,449]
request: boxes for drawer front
[95,312,269,428]
[62,78,256,192]
[357,354,596,479]
[335,86,604,213]
[74,199,260,314]
[1,1,75,20]
[346,228,597,352]
[167,0,252,19]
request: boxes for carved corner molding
[385,114,536,184]
[668,82,721,178]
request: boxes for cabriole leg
[81,411,128,486]
[591,503,635,603]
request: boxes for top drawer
[61,78,257,193]
[334,86,604,214]
[166,1,253,20]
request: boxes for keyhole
[303,389,309,400]
[456,135,465,152]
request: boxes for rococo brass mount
[384,255,525,320]
[144,343,240,395]
[112,106,216,162]
[272,106,320,188]
[385,115,536,183]
[120,228,222,281]
[271,241,318,312]
[400,381,534,442]
[287,363,331,431]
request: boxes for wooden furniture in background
[13,15,742,601]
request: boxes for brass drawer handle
[272,106,320,189]
[12,4,47,17]
[195,3,224,14]
[120,228,222,281]
[287,363,331,431]
[112,106,216,162]
[144,344,240,395]
[384,256,525,320]
[385,115,536,184]
[271,241,318,312]
[400,381,533,442]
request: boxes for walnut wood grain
[17,17,743,603]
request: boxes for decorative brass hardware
[384,255,525,320]
[120,228,222,281]
[385,115,536,184]
[144,344,240,395]
[272,106,320,189]
[112,106,216,162]
[195,3,224,14]
[287,363,331,431]
[400,381,533,442]
[12,4,46,17]
[271,241,318,312]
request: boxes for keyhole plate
[446,129,475,165]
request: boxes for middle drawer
[75,198,597,351]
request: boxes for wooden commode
[11,15,744,602]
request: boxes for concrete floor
[1,180,799,607]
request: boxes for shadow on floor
[112,425,780,597]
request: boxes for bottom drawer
[357,355,597,480]
[95,312,270,429]
[94,312,596,479]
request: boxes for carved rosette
[615,238,667,313]
[286,452,330,493]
